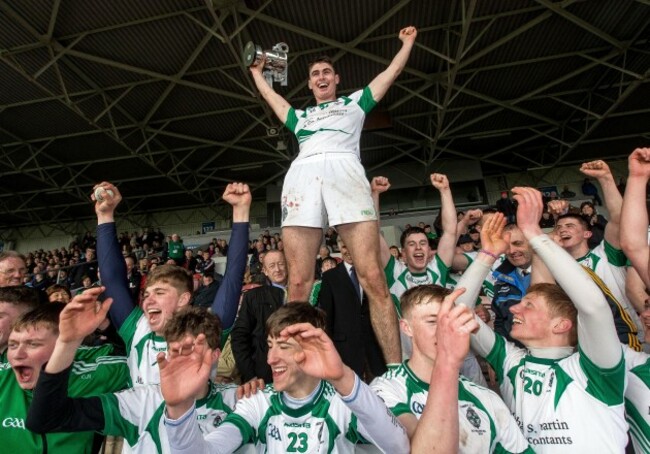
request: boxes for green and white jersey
[119,306,167,386]
[623,346,650,454]
[385,254,450,316]
[371,362,532,453]
[0,349,8,369]
[285,88,376,161]
[486,334,628,452]
[226,381,365,453]
[0,345,128,454]
[447,252,504,299]
[101,381,237,454]
[577,240,644,340]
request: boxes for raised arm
[580,160,622,247]
[250,58,291,124]
[513,187,621,368]
[411,288,477,453]
[455,213,509,310]
[451,209,482,271]
[94,182,135,329]
[211,183,251,332]
[27,287,111,434]
[620,147,650,288]
[367,27,417,102]
[431,174,458,268]
[370,176,393,267]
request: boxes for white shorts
[281,153,377,228]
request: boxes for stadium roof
[1,0,649,228]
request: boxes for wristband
[479,249,499,259]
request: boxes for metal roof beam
[534,0,625,49]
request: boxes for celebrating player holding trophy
[249,26,417,364]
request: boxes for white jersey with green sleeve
[100,381,238,454]
[118,306,167,386]
[447,252,504,299]
[577,240,644,339]
[225,381,367,453]
[285,87,376,161]
[485,334,628,452]
[385,254,450,313]
[623,346,650,453]
[370,362,533,453]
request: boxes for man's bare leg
[337,221,401,364]
[282,226,323,302]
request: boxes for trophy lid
[243,41,261,67]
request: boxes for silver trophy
[243,41,289,87]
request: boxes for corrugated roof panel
[55,0,204,37]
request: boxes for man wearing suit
[231,250,287,383]
[319,238,386,380]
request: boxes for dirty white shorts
[281,153,377,228]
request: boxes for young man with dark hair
[161,303,409,453]
[1,288,128,453]
[249,27,419,366]
[371,284,532,453]
[94,181,251,386]
[26,302,241,454]
[553,159,644,348]
[457,187,627,452]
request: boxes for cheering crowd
[0,23,648,454]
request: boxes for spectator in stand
[389,245,401,262]
[124,256,142,305]
[167,234,185,266]
[207,243,217,258]
[468,227,481,251]
[308,256,338,305]
[191,272,220,309]
[183,249,198,272]
[457,234,474,254]
[249,240,265,269]
[324,227,338,252]
[315,245,331,279]
[46,284,71,304]
[581,177,603,205]
[539,209,555,228]
[495,190,517,224]
[81,231,96,250]
[580,201,608,249]
[0,252,27,287]
[560,185,576,199]
[71,247,98,288]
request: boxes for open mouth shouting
[12,365,36,388]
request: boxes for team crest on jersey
[466,407,481,429]
[268,423,282,441]
[213,415,223,427]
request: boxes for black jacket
[230,284,284,383]
[318,263,386,379]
